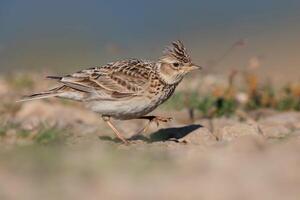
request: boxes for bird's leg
[102,116,129,144]
[135,115,172,134]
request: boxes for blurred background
[1,0,299,82]
[1,1,300,200]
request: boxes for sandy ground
[0,75,300,200]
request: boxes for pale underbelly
[85,97,161,119]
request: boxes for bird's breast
[85,86,176,120]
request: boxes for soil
[0,76,300,200]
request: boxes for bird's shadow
[99,124,203,144]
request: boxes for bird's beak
[189,63,202,70]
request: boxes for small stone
[196,117,238,139]
[176,125,217,145]
[259,112,300,130]
[258,123,291,138]
[219,123,261,141]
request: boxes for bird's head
[157,40,201,85]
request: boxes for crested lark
[19,41,201,144]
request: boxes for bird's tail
[16,86,64,103]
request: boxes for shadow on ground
[99,124,202,143]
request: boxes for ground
[0,73,300,200]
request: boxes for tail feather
[46,75,63,80]
[16,85,65,103]
[16,92,59,102]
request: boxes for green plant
[215,98,238,117]
[34,128,65,145]
[197,96,215,117]
[17,130,31,138]
[0,127,6,137]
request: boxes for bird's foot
[148,116,173,127]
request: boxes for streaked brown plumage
[19,40,201,144]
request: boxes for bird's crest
[163,40,191,63]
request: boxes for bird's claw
[150,116,173,127]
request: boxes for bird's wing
[51,59,153,100]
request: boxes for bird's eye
[173,63,180,67]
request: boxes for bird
[18,40,202,144]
